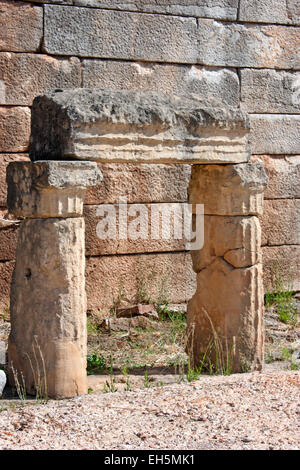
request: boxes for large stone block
[7,161,102,218]
[44,7,300,69]
[85,252,196,308]
[263,245,300,292]
[187,260,264,372]
[188,163,268,216]
[85,163,191,205]
[83,61,240,108]
[0,260,14,312]
[0,0,43,52]
[191,215,261,271]
[44,6,300,69]
[196,21,300,69]
[74,0,238,20]
[44,5,199,62]
[250,115,300,155]
[84,203,188,256]
[30,89,249,164]
[0,107,30,152]
[0,154,29,207]
[239,0,300,25]
[261,199,300,246]
[8,217,87,398]
[0,53,81,106]
[251,155,300,199]
[0,226,17,262]
[241,69,300,114]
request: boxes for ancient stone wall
[0,0,299,312]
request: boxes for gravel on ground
[0,369,299,450]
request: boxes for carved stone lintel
[29,89,250,164]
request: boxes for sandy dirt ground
[0,370,299,450]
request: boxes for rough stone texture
[250,115,300,155]
[251,155,300,199]
[261,199,300,246]
[44,5,199,62]
[263,245,300,292]
[0,261,14,312]
[187,261,264,373]
[191,215,261,271]
[44,7,300,69]
[0,0,43,52]
[239,0,300,25]
[85,163,191,205]
[74,0,238,20]
[0,53,81,106]
[82,61,240,108]
[84,203,187,255]
[0,225,18,261]
[195,21,300,69]
[8,218,88,399]
[85,252,196,309]
[0,107,30,152]
[30,0,72,3]
[188,163,268,216]
[7,161,102,218]
[241,69,300,114]
[30,89,250,164]
[0,154,29,207]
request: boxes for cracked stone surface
[29,89,250,164]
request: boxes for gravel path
[0,370,299,450]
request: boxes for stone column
[187,163,268,373]
[6,160,102,399]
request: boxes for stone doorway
[6,89,268,398]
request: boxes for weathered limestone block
[0,260,13,312]
[263,245,300,292]
[86,252,196,309]
[30,89,250,164]
[251,155,300,200]
[241,69,300,114]
[0,53,81,106]
[44,5,199,61]
[191,215,261,271]
[8,218,87,399]
[188,163,268,215]
[239,0,300,25]
[44,6,300,69]
[7,160,102,398]
[196,21,300,69]
[84,203,187,256]
[187,261,264,373]
[187,162,267,372]
[261,199,300,246]
[0,0,43,52]
[250,115,300,155]
[7,161,102,218]
[0,107,31,152]
[85,163,191,205]
[82,62,240,108]
[74,0,239,20]
[0,225,17,261]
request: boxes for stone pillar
[6,161,102,399]
[187,163,268,373]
